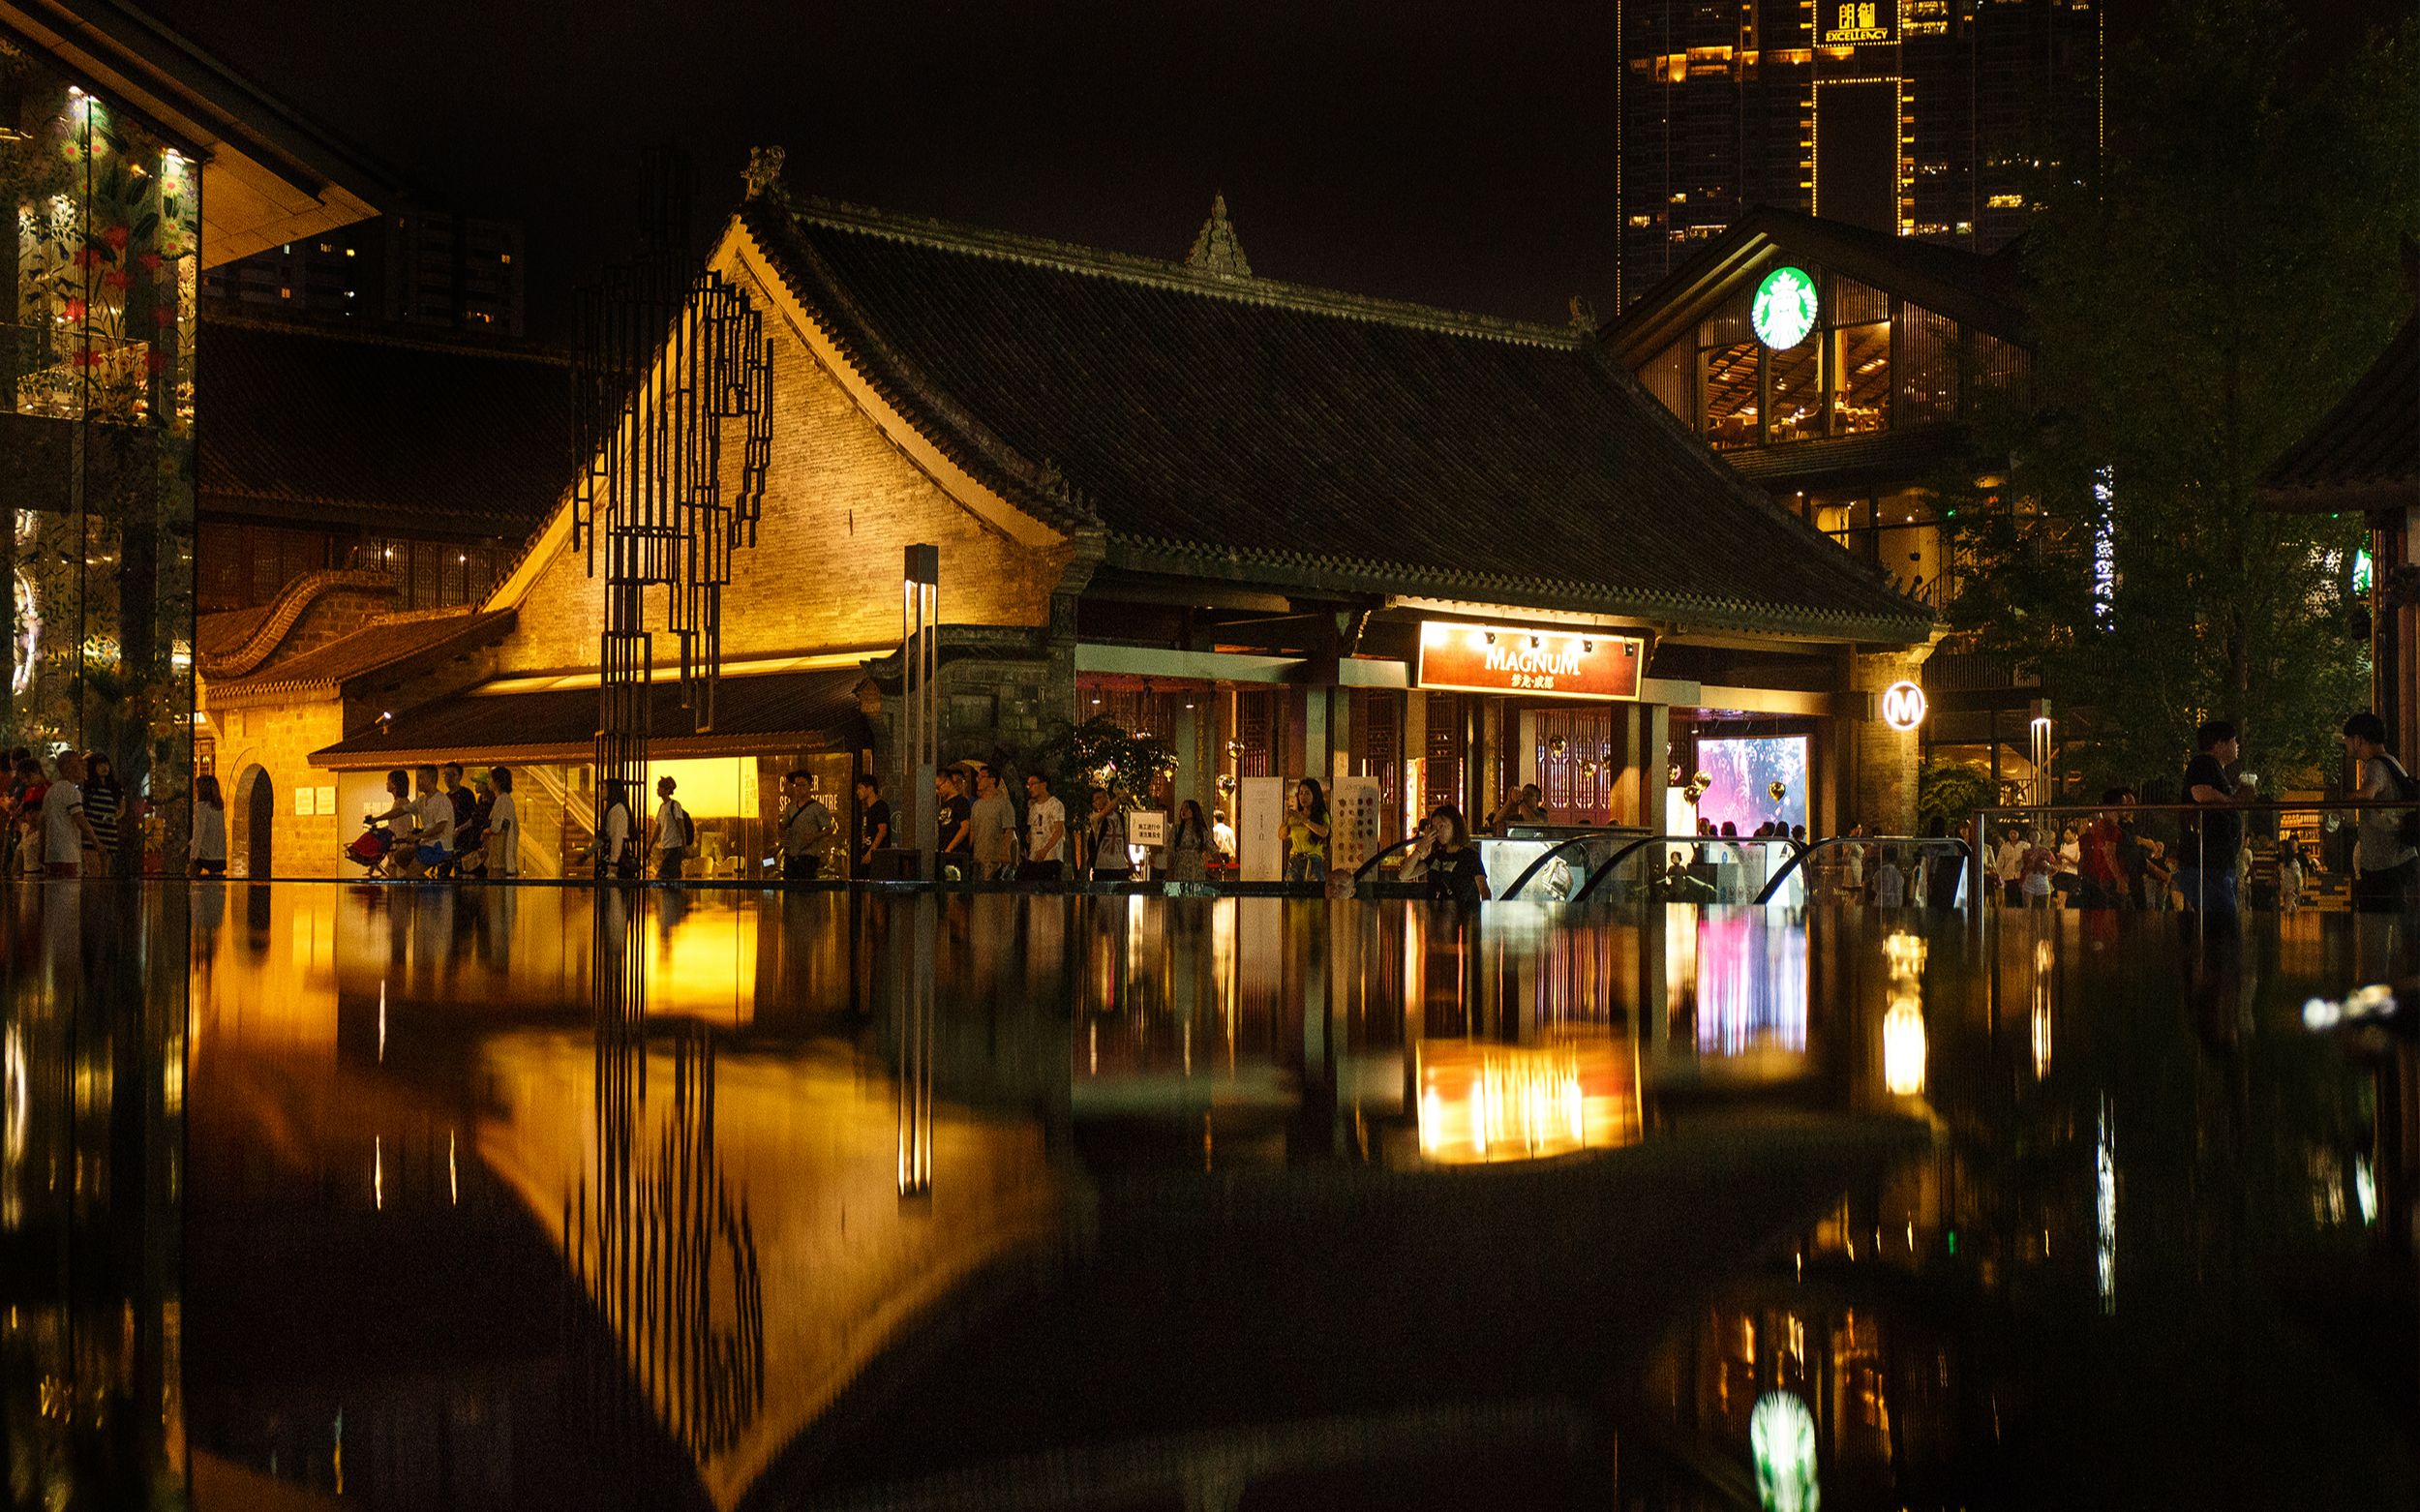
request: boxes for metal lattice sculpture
[572,156,774,801]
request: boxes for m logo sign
[1880,680,1927,732]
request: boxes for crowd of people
[3,745,148,879]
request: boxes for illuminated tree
[1942,0,2417,789]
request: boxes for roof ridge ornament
[1184,192,1253,278]
[743,144,787,201]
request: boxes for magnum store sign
[1415,621,1644,701]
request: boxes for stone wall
[500,251,1079,677]
[1849,648,1929,834]
[207,696,347,878]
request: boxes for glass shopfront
[3,48,202,843]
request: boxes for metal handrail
[1753,834,1969,905]
[1498,828,1645,901]
[1568,834,1804,903]
[1351,834,1428,882]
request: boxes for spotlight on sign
[1879,680,1927,732]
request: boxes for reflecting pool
[6,886,2419,1509]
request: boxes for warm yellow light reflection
[1881,931,1926,1097]
[1414,1040,1637,1164]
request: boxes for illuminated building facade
[1616,0,2102,312]
[199,185,1936,879]
[1603,207,2046,786]
[0,0,387,857]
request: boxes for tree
[1917,759,2010,829]
[1944,0,2419,792]
[1031,715,1176,806]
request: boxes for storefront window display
[1,43,201,844]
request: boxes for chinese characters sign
[1416,622,1644,701]
[1822,0,1893,45]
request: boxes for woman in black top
[1422,804,1490,906]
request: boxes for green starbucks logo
[1752,265,1819,349]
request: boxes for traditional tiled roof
[310,666,868,767]
[2260,313,2419,513]
[197,566,394,679]
[205,607,514,703]
[199,314,572,533]
[741,197,1931,643]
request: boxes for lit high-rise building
[1617,0,2102,310]
[202,205,526,335]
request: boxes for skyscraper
[201,204,526,335]
[1617,0,2102,309]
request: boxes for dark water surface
[6,885,2419,1509]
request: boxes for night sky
[146,0,2413,341]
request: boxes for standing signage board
[1327,777,1384,879]
[1239,777,1287,882]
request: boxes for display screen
[1694,736,1809,837]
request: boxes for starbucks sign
[1751,265,1819,349]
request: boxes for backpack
[663,801,692,850]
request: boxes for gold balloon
[1768,780,1788,803]
[1693,771,1712,789]
[1549,736,1567,758]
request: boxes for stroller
[345,818,402,876]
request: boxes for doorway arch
[234,765,273,879]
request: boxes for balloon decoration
[1769,780,1789,804]
[1669,765,1684,787]
[1548,735,1568,759]
[1216,773,1237,796]
[1225,739,1244,759]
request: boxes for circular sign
[1880,680,1927,732]
[1751,265,1819,349]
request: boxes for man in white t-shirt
[411,764,454,877]
[42,752,102,879]
[1019,772,1068,882]
[653,774,692,882]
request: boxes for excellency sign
[1822,0,1893,45]
[1416,621,1644,701]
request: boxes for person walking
[2080,793,2130,909]
[1083,789,1131,881]
[1421,804,1491,906]
[855,773,892,875]
[1019,773,1068,882]
[1169,800,1211,883]
[1994,824,2029,906]
[2344,711,2419,914]
[596,779,635,879]
[777,771,833,881]
[1210,809,1237,870]
[81,753,123,875]
[2020,831,2057,909]
[487,767,520,878]
[41,752,102,878]
[934,769,973,880]
[191,774,227,877]
[1874,847,1906,907]
[969,767,1017,880]
[651,774,693,882]
[2179,720,2254,914]
[1283,778,1330,884]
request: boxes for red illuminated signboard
[1415,622,1644,701]
[1822,0,1894,45]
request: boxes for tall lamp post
[899,544,939,877]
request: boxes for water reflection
[9,889,2420,1507]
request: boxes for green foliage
[1032,715,1176,805]
[1942,0,2414,792]
[1918,760,2008,827]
